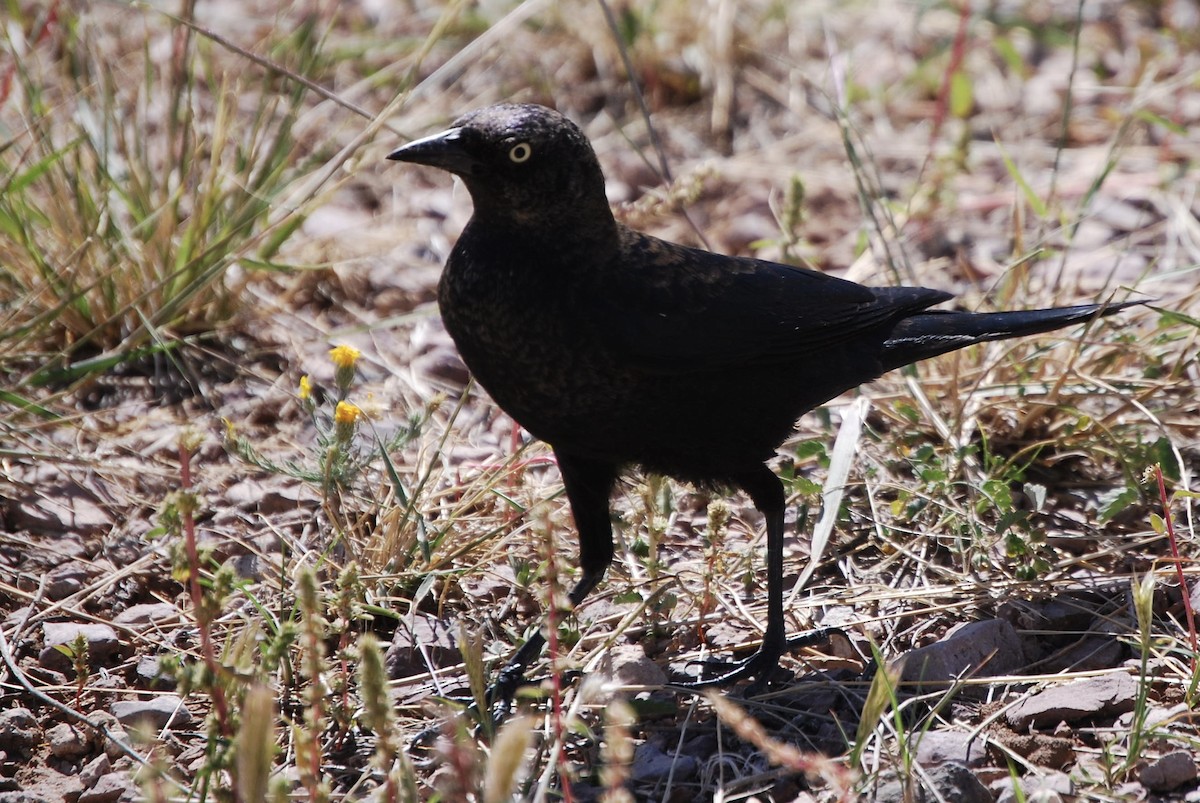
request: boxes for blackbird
[388,103,1134,695]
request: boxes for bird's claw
[673,627,844,691]
[676,647,785,690]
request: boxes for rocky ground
[2,0,1199,801]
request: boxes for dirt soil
[2,1,1199,801]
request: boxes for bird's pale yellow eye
[508,142,532,163]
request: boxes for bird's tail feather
[880,300,1140,371]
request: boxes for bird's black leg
[678,464,831,690]
[487,452,616,710]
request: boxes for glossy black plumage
[389,103,1134,694]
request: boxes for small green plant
[598,700,636,803]
[634,474,672,578]
[52,633,91,710]
[224,344,431,516]
[1119,569,1157,778]
[0,4,327,399]
[753,173,811,264]
[295,567,333,803]
[483,716,534,803]
[699,499,730,627]
[157,431,281,801]
[787,436,832,497]
[359,634,420,803]
[234,686,280,803]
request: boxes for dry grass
[1,0,1198,801]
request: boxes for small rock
[1117,780,1148,799]
[79,753,111,789]
[225,478,318,514]
[987,722,1075,769]
[1006,673,1138,729]
[47,723,90,759]
[630,740,697,783]
[874,761,990,803]
[994,770,1072,803]
[39,622,122,671]
[699,620,750,653]
[3,607,35,629]
[193,532,247,564]
[816,605,859,628]
[386,612,461,678]
[78,772,133,803]
[607,644,668,687]
[113,603,179,630]
[459,564,520,604]
[45,562,95,600]
[0,708,40,754]
[412,346,469,388]
[1039,634,1124,673]
[89,671,128,697]
[900,619,1026,687]
[1094,197,1152,233]
[135,654,177,690]
[914,728,986,767]
[223,553,265,581]
[1140,750,1198,793]
[91,713,128,762]
[22,663,69,687]
[1025,735,1075,769]
[1117,702,1198,730]
[111,695,194,731]
[8,469,113,536]
[679,732,717,758]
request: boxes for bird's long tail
[880,300,1140,371]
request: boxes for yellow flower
[299,375,313,401]
[334,400,362,444]
[329,345,361,369]
[335,401,362,425]
[330,345,362,393]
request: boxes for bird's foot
[406,665,530,754]
[486,667,584,719]
[677,646,784,691]
[483,662,531,722]
[673,627,842,692]
[407,694,522,756]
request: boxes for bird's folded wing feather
[583,232,951,372]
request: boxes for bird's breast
[436,250,634,448]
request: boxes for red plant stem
[333,630,354,750]
[179,442,232,739]
[0,1,60,105]
[507,420,528,488]
[544,527,573,802]
[306,733,321,803]
[929,0,971,147]
[1157,465,1198,672]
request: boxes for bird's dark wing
[582,228,951,373]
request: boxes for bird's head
[387,103,612,228]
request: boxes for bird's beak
[386,127,478,176]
